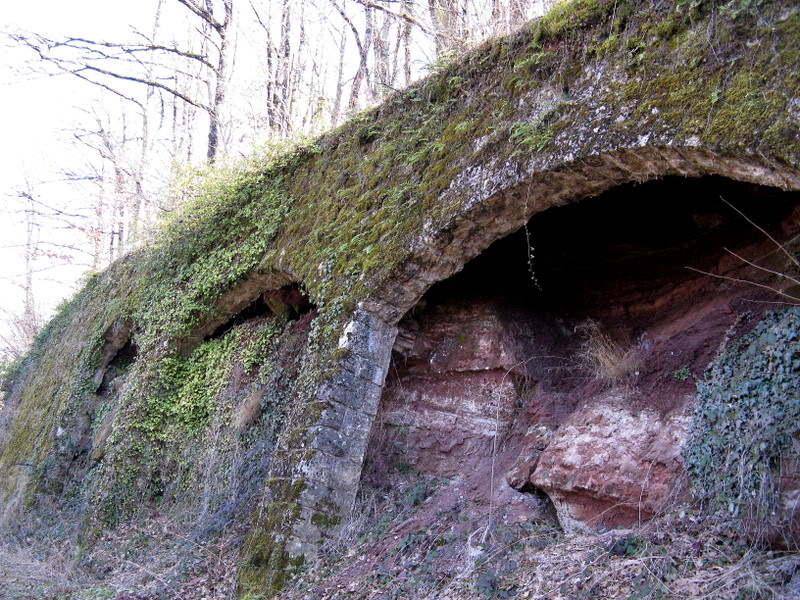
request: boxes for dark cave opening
[205,283,316,341]
[96,338,139,396]
[374,174,799,482]
[423,174,799,325]
[392,174,800,401]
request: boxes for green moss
[238,478,307,598]
[590,33,621,57]
[533,0,610,44]
[0,274,114,503]
[1,0,798,597]
[311,511,342,528]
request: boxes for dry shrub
[577,320,642,384]
[0,538,93,598]
[232,388,262,432]
[318,487,381,559]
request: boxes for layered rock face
[369,175,800,533]
[377,299,526,476]
[1,2,798,594]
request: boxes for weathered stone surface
[1,2,799,597]
[505,425,553,492]
[530,393,690,532]
[376,299,526,476]
[273,307,397,569]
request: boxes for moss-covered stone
[0,0,798,598]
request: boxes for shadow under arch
[355,148,800,533]
[238,148,800,586]
[364,147,800,325]
[175,269,315,354]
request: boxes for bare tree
[428,0,467,56]
[7,0,234,163]
[0,187,47,362]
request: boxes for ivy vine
[684,308,800,515]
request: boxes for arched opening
[364,174,800,530]
[205,283,316,341]
[151,278,318,527]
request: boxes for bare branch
[175,0,223,30]
[723,246,800,288]
[79,63,209,111]
[686,267,800,304]
[57,36,216,70]
[348,0,429,33]
[720,196,800,273]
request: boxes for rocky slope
[1,0,799,598]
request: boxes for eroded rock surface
[377,299,527,476]
[530,393,690,531]
[367,177,800,536]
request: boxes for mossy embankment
[0,0,798,597]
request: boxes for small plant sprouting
[674,366,692,381]
[396,461,415,475]
[609,535,644,556]
[509,120,553,153]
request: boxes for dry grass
[231,388,262,432]
[0,538,93,599]
[578,320,643,384]
[426,510,798,600]
[315,487,382,563]
[281,478,800,600]
[77,508,241,600]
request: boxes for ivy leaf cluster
[684,308,800,515]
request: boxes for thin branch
[686,267,800,303]
[348,0,430,33]
[721,196,800,273]
[14,192,90,220]
[59,36,215,69]
[175,0,223,30]
[10,32,209,110]
[78,64,209,111]
[723,246,800,288]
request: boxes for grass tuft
[577,320,643,384]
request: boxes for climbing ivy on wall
[123,148,310,353]
[141,332,239,436]
[684,308,800,516]
[0,0,798,595]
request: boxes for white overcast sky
[0,0,408,329]
[0,0,548,352]
[0,1,169,333]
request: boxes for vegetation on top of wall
[127,153,304,351]
[684,308,800,519]
[0,0,797,595]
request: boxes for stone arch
[365,146,800,324]
[265,147,800,569]
[352,146,800,532]
[177,269,313,353]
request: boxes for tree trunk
[207,0,233,162]
[330,25,347,126]
[348,4,373,111]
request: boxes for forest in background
[0,0,550,365]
